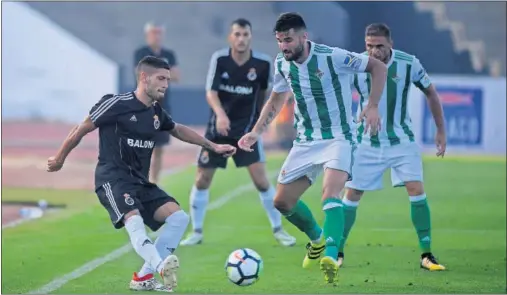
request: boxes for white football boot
[129,273,172,292]
[179,232,203,246]
[274,229,297,246]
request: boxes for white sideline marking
[28,169,279,294]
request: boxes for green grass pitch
[2,154,506,294]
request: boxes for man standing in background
[134,21,181,184]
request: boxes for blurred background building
[2,1,506,155]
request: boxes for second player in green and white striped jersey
[352,49,431,147]
[273,41,371,143]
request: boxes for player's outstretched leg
[336,189,362,267]
[274,178,324,268]
[180,168,216,246]
[406,183,445,271]
[248,162,296,247]
[123,211,180,290]
[132,210,190,292]
[318,167,350,284]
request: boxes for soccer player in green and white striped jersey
[340,23,447,271]
[238,13,388,284]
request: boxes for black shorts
[154,130,171,147]
[96,179,179,231]
[197,136,265,169]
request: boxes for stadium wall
[351,76,506,155]
[2,2,119,123]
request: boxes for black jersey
[88,92,175,189]
[205,48,272,139]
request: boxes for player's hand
[212,144,237,157]
[435,129,446,157]
[359,104,381,136]
[216,114,231,136]
[47,156,64,172]
[238,132,260,152]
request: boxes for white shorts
[277,139,355,185]
[345,142,424,191]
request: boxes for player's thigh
[140,184,181,232]
[247,162,271,191]
[345,144,387,191]
[320,141,354,199]
[389,142,424,188]
[277,142,321,186]
[95,180,143,229]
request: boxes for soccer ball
[225,248,263,286]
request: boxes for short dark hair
[273,12,306,33]
[231,18,252,30]
[365,23,391,39]
[136,56,170,79]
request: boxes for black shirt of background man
[88,92,175,190]
[205,48,272,140]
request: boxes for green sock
[322,198,345,259]
[283,200,322,241]
[339,199,358,252]
[410,195,432,253]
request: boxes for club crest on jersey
[124,193,134,206]
[315,69,324,79]
[200,150,209,164]
[247,68,257,81]
[153,115,160,130]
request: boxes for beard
[283,42,305,62]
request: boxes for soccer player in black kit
[47,56,236,292]
[180,19,296,247]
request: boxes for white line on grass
[28,169,279,294]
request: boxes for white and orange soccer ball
[225,248,263,286]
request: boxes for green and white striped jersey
[272,41,370,143]
[352,49,431,147]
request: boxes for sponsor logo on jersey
[343,53,362,71]
[219,84,253,95]
[127,138,155,149]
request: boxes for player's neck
[149,45,162,54]
[134,89,154,107]
[295,41,311,64]
[231,49,251,66]
[383,49,393,64]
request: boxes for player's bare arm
[169,123,236,156]
[47,116,97,172]
[359,56,388,135]
[422,84,446,157]
[238,91,290,152]
[206,90,230,136]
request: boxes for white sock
[259,185,282,231]
[138,210,190,277]
[189,185,209,233]
[124,215,163,274]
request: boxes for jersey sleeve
[331,48,369,74]
[159,107,176,131]
[272,58,291,94]
[411,58,432,90]
[88,94,121,127]
[205,51,222,91]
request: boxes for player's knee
[405,181,424,196]
[170,210,190,228]
[321,185,343,200]
[253,178,271,192]
[124,209,141,221]
[344,188,363,202]
[273,194,297,215]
